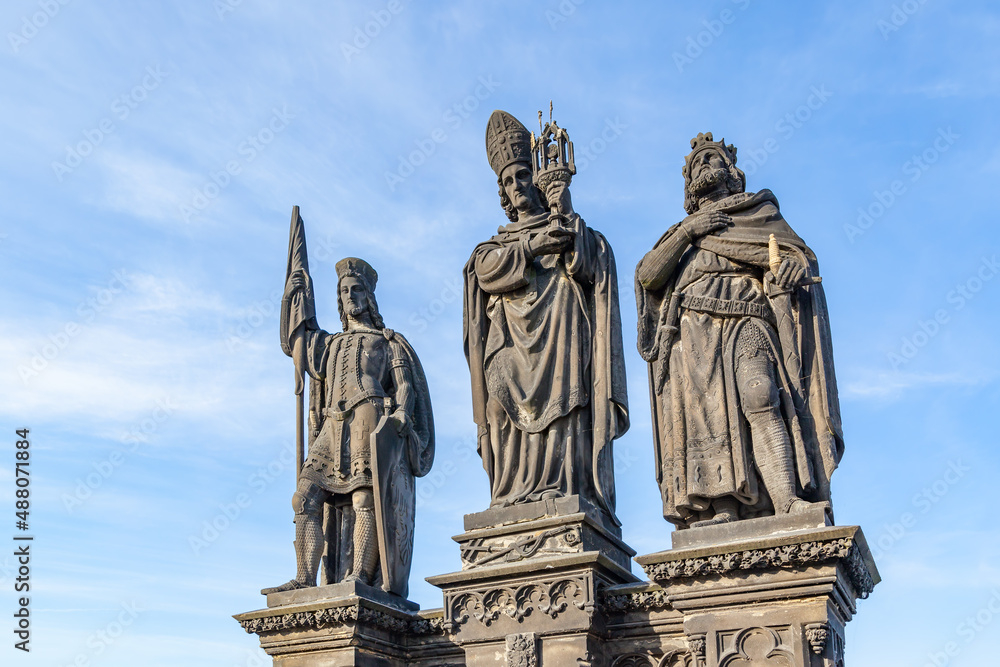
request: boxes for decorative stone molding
[718,626,793,666]
[641,536,875,599]
[505,632,538,667]
[612,655,655,667]
[461,526,581,568]
[444,574,592,632]
[805,623,830,655]
[687,633,706,658]
[601,587,671,613]
[237,603,442,636]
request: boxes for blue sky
[1,1,998,665]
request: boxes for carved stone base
[457,495,636,572]
[634,517,880,667]
[237,512,878,665]
[427,550,638,666]
[234,582,461,666]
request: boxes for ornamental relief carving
[641,537,875,599]
[443,575,592,631]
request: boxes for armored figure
[635,133,843,529]
[463,110,629,525]
[265,253,434,597]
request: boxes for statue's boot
[690,497,740,528]
[344,507,379,586]
[261,512,324,595]
[748,407,810,515]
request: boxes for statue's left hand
[774,258,806,290]
[545,180,573,217]
[389,409,410,436]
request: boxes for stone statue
[264,210,434,598]
[463,109,629,526]
[635,132,843,529]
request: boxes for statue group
[242,109,873,667]
[263,112,843,599]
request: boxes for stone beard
[464,110,629,525]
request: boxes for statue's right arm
[472,238,532,294]
[636,224,691,291]
[637,212,731,291]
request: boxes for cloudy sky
[1,1,998,665]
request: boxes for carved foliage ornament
[444,576,591,631]
[237,605,443,636]
[805,623,831,655]
[601,587,671,614]
[506,632,538,667]
[642,537,875,598]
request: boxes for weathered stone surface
[464,109,629,528]
[264,208,435,603]
[457,495,634,572]
[266,580,419,612]
[669,501,832,550]
[636,132,843,530]
[634,524,879,667]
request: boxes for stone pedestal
[234,581,462,666]
[236,504,878,666]
[633,507,880,667]
[427,496,640,666]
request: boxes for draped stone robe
[464,211,629,524]
[635,190,843,528]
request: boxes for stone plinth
[458,494,635,572]
[427,497,640,666]
[635,511,880,667]
[234,582,462,666]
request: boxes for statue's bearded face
[339,276,370,318]
[688,150,734,198]
[500,162,540,213]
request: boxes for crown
[335,257,378,291]
[486,110,532,177]
[682,132,738,183]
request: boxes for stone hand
[390,409,410,435]
[681,211,731,240]
[288,270,306,292]
[774,258,806,290]
[545,180,573,217]
[529,226,575,256]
